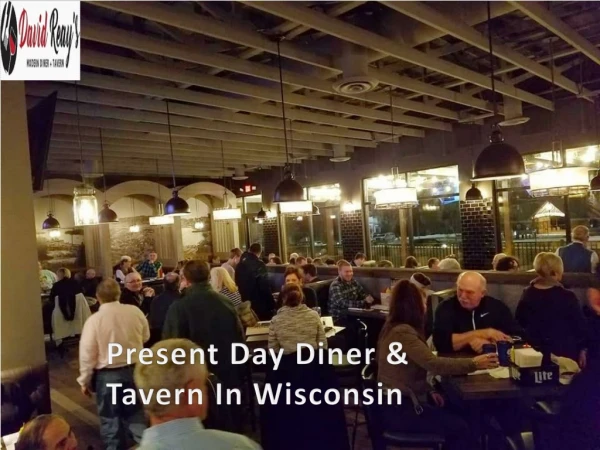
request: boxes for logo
[0,1,80,80]
[480,312,489,318]
[1,1,17,75]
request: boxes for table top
[443,373,565,401]
[347,308,388,320]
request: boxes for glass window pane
[312,206,342,261]
[496,189,567,269]
[364,165,460,267]
[283,215,312,259]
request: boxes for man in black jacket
[433,271,522,353]
[235,243,275,320]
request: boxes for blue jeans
[95,365,146,450]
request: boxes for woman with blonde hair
[516,252,587,366]
[210,266,242,307]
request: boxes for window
[495,145,599,269]
[364,166,461,267]
[280,184,342,260]
[235,194,264,250]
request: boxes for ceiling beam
[49,137,297,164]
[46,98,377,148]
[50,132,320,161]
[80,50,450,131]
[27,83,372,140]
[246,2,553,110]
[88,1,332,70]
[89,1,493,112]
[382,1,587,97]
[66,73,426,137]
[510,1,600,68]
[81,23,461,121]
[52,113,334,154]
[50,124,322,158]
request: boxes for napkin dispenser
[509,348,559,386]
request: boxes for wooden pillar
[325,213,335,256]
[399,209,408,264]
[83,223,112,278]
[501,192,513,254]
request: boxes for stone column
[262,217,281,257]
[340,210,365,262]
[1,81,51,432]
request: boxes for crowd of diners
[25,225,600,449]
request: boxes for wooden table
[439,354,565,450]
[444,372,565,402]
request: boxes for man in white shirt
[78,279,150,450]
[221,248,242,279]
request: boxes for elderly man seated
[121,272,155,317]
[433,271,522,353]
[134,338,261,449]
[136,251,163,279]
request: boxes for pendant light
[149,158,174,225]
[72,83,99,226]
[42,178,61,231]
[273,38,305,203]
[374,87,418,209]
[465,122,483,201]
[213,141,242,221]
[256,207,267,220]
[472,3,525,181]
[193,198,205,229]
[97,129,118,223]
[163,100,190,216]
[529,33,589,197]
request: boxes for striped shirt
[268,305,327,355]
[220,287,242,307]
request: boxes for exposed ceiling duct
[498,96,530,127]
[232,167,248,180]
[330,144,352,163]
[332,43,379,94]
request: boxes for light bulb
[49,230,61,239]
[129,225,140,233]
[194,221,204,230]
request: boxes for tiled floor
[47,345,375,450]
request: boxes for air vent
[232,167,248,181]
[333,76,379,94]
[329,144,352,163]
[498,96,529,127]
[332,43,379,95]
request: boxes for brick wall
[460,200,497,270]
[262,217,280,257]
[340,211,365,261]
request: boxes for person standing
[77,279,149,450]
[134,339,261,450]
[148,272,181,346]
[235,243,275,320]
[556,225,598,273]
[210,267,242,308]
[163,261,245,399]
[221,248,242,279]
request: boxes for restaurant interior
[2,1,600,449]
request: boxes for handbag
[236,301,259,328]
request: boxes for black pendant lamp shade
[472,127,525,181]
[42,213,60,230]
[98,202,118,223]
[591,171,600,192]
[165,190,190,216]
[273,169,304,203]
[465,183,483,201]
[257,208,267,220]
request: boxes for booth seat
[267,266,595,315]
